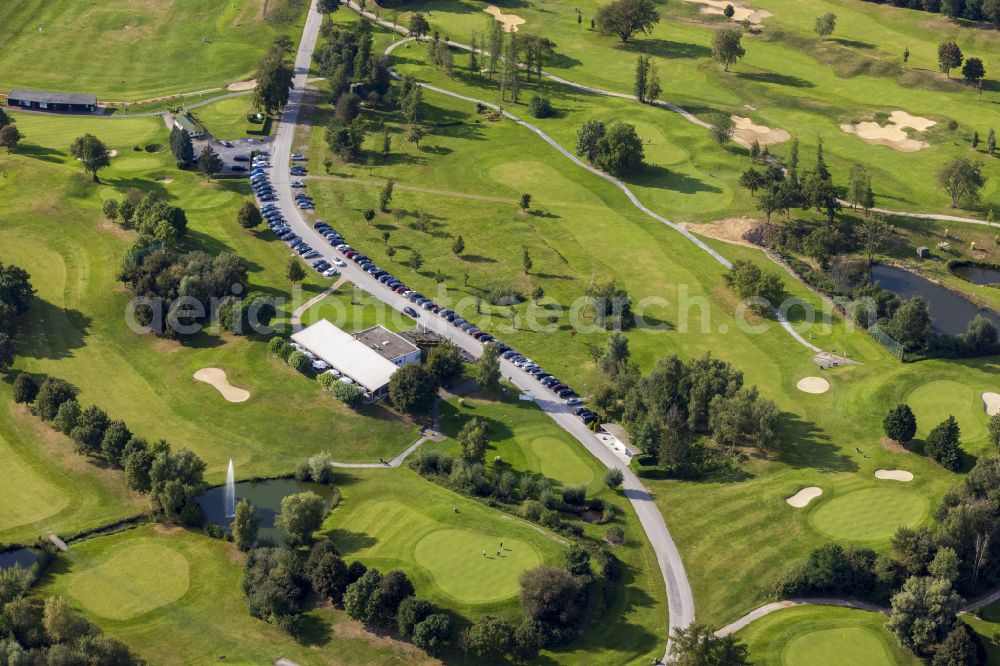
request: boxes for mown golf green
[66,540,190,620]
[908,378,986,441]
[810,487,929,541]
[42,525,436,666]
[190,94,271,140]
[0,0,307,99]
[739,604,920,665]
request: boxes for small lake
[198,478,336,547]
[871,264,1000,336]
[953,264,1000,286]
[0,548,40,570]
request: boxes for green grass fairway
[529,435,596,488]
[740,605,920,666]
[0,0,307,99]
[908,379,985,441]
[42,525,435,665]
[810,487,929,541]
[413,529,541,604]
[322,469,563,615]
[191,95,270,140]
[66,540,189,620]
[0,430,69,533]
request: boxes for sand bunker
[875,469,914,482]
[193,368,250,403]
[983,392,1000,417]
[731,115,790,147]
[840,110,936,153]
[483,6,526,32]
[682,0,772,24]
[797,377,830,394]
[227,79,257,92]
[156,177,174,184]
[787,486,822,508]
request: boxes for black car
[403,306,419,317]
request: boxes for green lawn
[40,524,436,666]
[739,605,920,666]
[908,378,987,441]
[809,486,930,542]
[191,95,271,140]
[0,0,307,99]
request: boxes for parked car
[233,155,249,162]
[403,306,419,317]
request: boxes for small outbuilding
[916,246,929,259]
[598,423,642,462]
[6,89,97,113]
[353,325,421,367]
[173,113,205,138]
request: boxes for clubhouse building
[291,320,420,400]
[6,89,98,113]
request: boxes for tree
[34,377,76,421]
[379,178,395,212]
[634,55,649,103]
[709,386,780,450]
[645,60,661,102]
[465,615,514,658]
[325,119,365,160]
[529,95,554,118]
[409,249,424,270]
[594,0,660,42]
[0,125,21,152]
[43,596,92,645]
[70,134,111,182]
[937,157,987,208]
[604,467,624,489]
[739,168,765,196]
[409,13,430,37]
[925,415,962,471]
[405,124,426,147]
[671,623,752,665]
[12,373,38,404]
[519,193,532,211]
[938,41,963,77]
[932,625,978,666]
[458,418,489,462]
[848,164,869,210]
[318,0,340,13]
[522,247,533,274]
[860,213,892,268]
[712,28,745,71]
[237,201,263,230]
[306,541,352,604]
[723,260,785,315]
[962,57,986,83]
[887,575,962,653]
[344,569,382,623]
[389,363,438,414]
[990,413,1000,451]
[451,235,465,255]
[169,127,194,168]
[231,499,260,551]
[814,12,837,39]
[334,91,361,123]
[988,128,996,155]
[709,112,735,145]
[100,420,131,466]
[71,404,110,454]
[884,297,932,352]
[275,491,326,546]
[426,341,463,386]
[883,404,917,443]
[576,120,607,163]
[594,122,645,175]
[368,570,415,627]
[476,343,502,393]
[724,3,736,17]
[286,257,306,284]
[0,334,13,374]
[518,566,580,628]
[198,144,223,180]
[252,48,293,114]
[412,613,451,655]
[397,597,435,638]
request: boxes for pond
[577,510,604,524]
[198,478,337,547]
[952,263,1000,286]
[871,264,1000,336]
[0,548,40,570]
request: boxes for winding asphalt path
[272,2,693,659]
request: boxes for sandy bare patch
[156,177,174,184]
[483,5,526,31]
[682,0,772,24]
[681,218,762,247]
[797,377,830,394]
[193,368,250,403]
[983,392,1000,417]
[787,486,822,508]
[227,79,257,92]
[731,115,790,147]
[107,149,118,158]
[840,110,936,152]
[875,469,914,482]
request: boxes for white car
[323,268,339,278]
[311,360,330,371]
[332,258,346,267]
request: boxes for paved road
[273,3,693,660]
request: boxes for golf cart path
[290,278,346,332]
[344,1,988,228]
[275,5,694,660]
[329,435,430,468]
[308,173,518,204]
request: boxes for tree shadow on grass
[17,143,66,164]
[735,71,815,88]
[324,528,378,555]
[776,412,857,472]
[619,38,711,60]
[831,38,876,50]
[460,254,497,264]
[16,298,91,361]
[632,164,722,195]
[295,611,332,647]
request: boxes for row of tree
[102,190,189,244]
[883,403,964,470]
[12,373,207,524]
[864,0,1000,27]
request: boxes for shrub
[12,373,38,404]
[529,95,554,119]
[397,597,434,638]
[605,524,625,545]
[604,467,624,489]
[288,351,312,374]
[307,451,335,484]
[412,613,451,655]
[561,485,586,506]
[34,377,76,420]
[485,284,525,306]
[330,380,364,408]
[267,336,286,357]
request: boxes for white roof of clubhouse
[291,319,400,393]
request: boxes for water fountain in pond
[224,459,236,519]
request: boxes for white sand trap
[840,111,936,153]
[156,177,174,184]
[682,0,772,24]
[875,469,914,482]
[983,392,1000,417]
[193,368,250,403]
[483,6,526,32]
[787,486,822,508]
[731,115,791,147]
[797,377,830,394]
[228,79,256,92]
